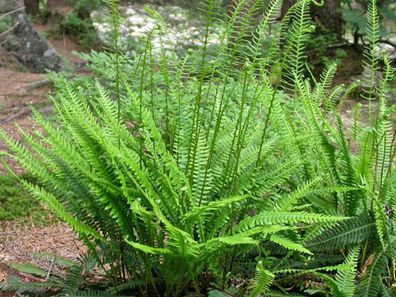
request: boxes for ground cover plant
[0,174,54,224]
[0,175,37,220]
[0,0,395,296]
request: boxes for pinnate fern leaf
[335,246,360,297]
[236,211,345,232]
[249,261,274,297]
[305,213,374,251]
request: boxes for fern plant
[0,0,395,296]
[0,63,344,297]
[270,1,396,295]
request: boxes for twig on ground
[45,256,55,281]
[0,21,20,39]
[0,107,30,124]
[0,105,52,124]
[0,7,25,21]
[23,79,53,92]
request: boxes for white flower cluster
[92,4,223,57]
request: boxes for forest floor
[0,21,88,285]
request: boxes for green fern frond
[0,276,62,295]
[273,177,321,211]
[270,234,313,255]
[373,197,389,249]
[249,0,284,63]
[236,211,345,232]
[374,56,395,188]
[249,261,274,297]
[207,233,259,247]
[335,116,362,216]
[22,182,105,241]
[5,263,48,278]
[355,252,388,297]
[305,213,374,251]
[60,263,85,296]
[361,0,380,102]
[31,252,76,268]
[125,238,172,255]
[313,63,337,104]
[182,195,247,224]
[281,0,313,89]
[335,246,360,297]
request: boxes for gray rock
[0,0,64,73]
[93,4,222,57]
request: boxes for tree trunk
[24,0,39,16]
[46,0,70,16]
[311,0,342,39]
[46,0,67,9]
[281,0,343,40]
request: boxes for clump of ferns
[1,0,395,296]
[271,1,396,293]
[0,1,348,296]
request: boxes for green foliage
[0,174,42,221]
[0,15,12,33]
[56,12,101,49]
[68,0,103,17]
[335,246,360,297]
[46,0,103,49]
[0,253,99,297]
[0,0,395,296]
[340,0,396,44]
[361,0,381,102]
[281,0,314,88]
[305,214,375,251]
[249,261,275,296]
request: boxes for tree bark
[24,0,39,16]
[311,0,342,39]
[46,0,67,9]
[281,0,343,40]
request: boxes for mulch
[0,220,86,283]
[0,69,86,288]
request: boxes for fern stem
[256,90,276,166]
[138,31,153,167]
[231,75,260,192]
[197,77,231,206]
[108,0,122,151]
[220,69,250,193]
[185,0,214,183]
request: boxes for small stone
[43,48,54,57]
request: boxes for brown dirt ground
[0,16,89,288]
